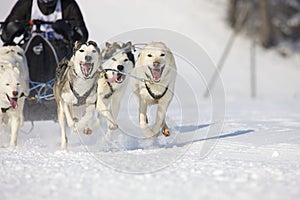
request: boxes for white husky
[130,42,177,138]
[96,41,134,131]
[0,46,29,146]
[54,41,101,149]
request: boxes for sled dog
[0,46,29,146]
[0,46,30,93]
[96,41,135,130]
[54,41,101,149]
[130,42,176,138]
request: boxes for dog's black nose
[117,65,124,71]
[12,91,18,97]
[85,55,92,62]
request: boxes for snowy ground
[1,0,300,200]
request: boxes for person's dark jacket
[1,0,88,45]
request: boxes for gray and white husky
[54,41,101,149]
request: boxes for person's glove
[1,20,25,45]
[52,19,73,40]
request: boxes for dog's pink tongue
[152,69,161,81]
[82,63,91,74]
[106,72,118,83]
[10,98,18,109]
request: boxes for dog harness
[1,107,10,113]
[69,82,96,106]
[103,72,115,99]
[145,83,169,100]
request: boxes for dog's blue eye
[160,53,165,57]
[124,59,128,62]
[147,54,152,57]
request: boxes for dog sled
[23,32,58,121]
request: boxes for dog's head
[0,45,28,73]
[0,46,25,58]
[71,41,101,79]
[0,65,23,109]
[137,42,175,83]
[101,41,135,85]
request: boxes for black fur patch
[72,40,100,55]
[126,51,135,66]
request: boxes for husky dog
[0,46,28,146]
[96,41,135,130]
[54,41,101,149]
[0,66,26,147]
[130,42,177,138]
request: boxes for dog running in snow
[96,41,135,131]
[54,41,101,149]
[130,42,177,138]
[0,46,29,146]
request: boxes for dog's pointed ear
[73,41,82,55]
[125,41,132,49]
[74,41,80,48]
[87,41,100,54]
[105,42,111,48]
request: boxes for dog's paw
[73,117,79,123]
[108,123,118,130]
[71,125,78,133]
[61,143,67,150]
[83,128,92,135]
[149,132,160,139]
[162,128,170,137]
[9,143,17,148]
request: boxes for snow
[1,0,300,200]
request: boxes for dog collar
[69,82,96,106]
[145,83,168,100]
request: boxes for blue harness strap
[28,78,55,102]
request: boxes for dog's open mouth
[6,94,18,109]
[148,65,165,82]
[106,72,126,84]
[115,72,126,83]
[80,61,94,77]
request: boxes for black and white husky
[54,41,101,149]
[96,42,135,130]
[130,42,177,138]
